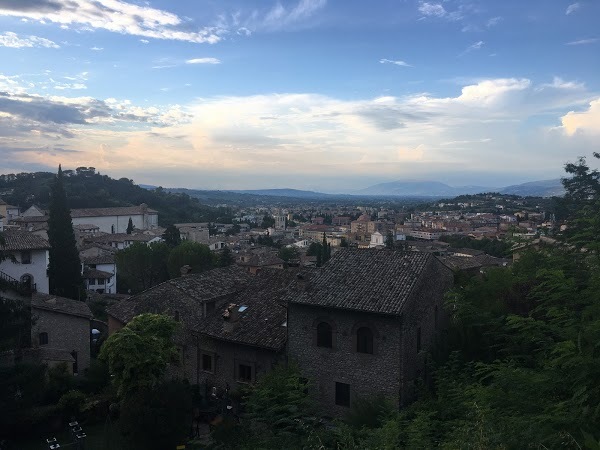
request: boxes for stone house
[286,249,453,415]
[80,252,117,294]
[0,230,50,295]
[30,292,93,374]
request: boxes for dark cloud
[0,94,87,124]
[0,0,63,13]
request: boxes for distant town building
[70,204,158,234]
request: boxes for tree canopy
[167,240,214,278]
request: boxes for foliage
[126,217,134,234]
[162,224,182,248]
[167,240,214,278]
[260,214,275,229]
[47,165,85,300]
[211,365,318,449]
[116,241,170,294]
[217,246,235,267]
[119,380,192,450]
[439,234,512,258]
[278,246,299,262]
[385,231,395,249]
[58,389,86,417]
[99,313,179,397]
[0,297,31,351]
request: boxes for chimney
[296,272,309,291]
[222,303,239,333]
[180,265,192,276]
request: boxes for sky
[0,0,598,192]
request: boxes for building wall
[107,315,125,335]
[72,213,158,234]
[31,308,91,374]
[288,304,403,416]
[0,248,49,294]
[194,334,282,392]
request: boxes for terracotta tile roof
[71,205,158,218]
[236,253,284,267]
[196,268,311,351]
[286,248,443,316]
[11,216,49,224]
[1,230,50,250]
[32,292,92,319]
[438,255,483,271]
[82,254,115,265]
[82,268,113,279]
[106,265,252,326]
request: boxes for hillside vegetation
[0,168,233,225]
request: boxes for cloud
[0,31,59,48]
[242,0,327,32]
[379,58,412,67]
[0,0,224,44]
[539,77,584,90]
[185,58,221,65]
[1,77,594,189]
[90,46,103,51]
[566,3,580,15]
[560,98,600,135]
[418,1,462,21]
[566,38,598,45]
[486,16,502,27]
[140,39,149,44]
[460,40,484,56]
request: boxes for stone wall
[31,308,91,374]
[288,303,403,416]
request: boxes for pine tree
[126,217,134,234]
[162,224,181,248]
[48,165,85,300]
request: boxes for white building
[81,253,117,294]
[71,204,158,234]
[0,230,50,294]
[369,231,385,248]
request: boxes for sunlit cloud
[0,31,59,48]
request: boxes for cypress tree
[48,165,85,300]
[126,217,134,234]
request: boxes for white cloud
[185,58,221,65]
[418,1,462,21]
[254,0,327,31]
[379,58,412,67]
[53,83,87,90]
[561,98,600,135]
[566,38,598,45]
[0,0,224,44]
[140,39,149,44]
[90,46,103,51]
[1,76,594,188]
[487,16,502,27]
[566,3,580,15]
[0,31,59,49]
[460,40,484,55]
[540,77,584,90]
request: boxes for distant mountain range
[141,179,565,199]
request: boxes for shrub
[58,390,86,418]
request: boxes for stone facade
[31,294,92,375]
[287,249,453,414]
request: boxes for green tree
[47,165,85,300]
[115,242,170,293]
[218,246,235,267]
[162,224,181,248]
[126,217,134,234]
[99,313,179,397]
[278,246,299,262]
[167,240,213,278]
[385,231,395,249]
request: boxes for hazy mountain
[228,188,334,199]
[499,179,564,197]
[354,181,492,197]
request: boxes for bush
[345,395,395,429]
[58,390,86,418]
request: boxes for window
[356,327,374,354]
[417,327,421,353]
[238,363,252,383]
[21,251,31,264]
[316,322,332,348]
[21,274,33,289]
[202,353,213,372]
[39,332,48,345]
[335,382,350,407]
[111,225,115,234]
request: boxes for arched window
[316,322,332,348]
[356,327,374,354]
[20,274,34,291]
[39,332,48,345]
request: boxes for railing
[0,270,37,295]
